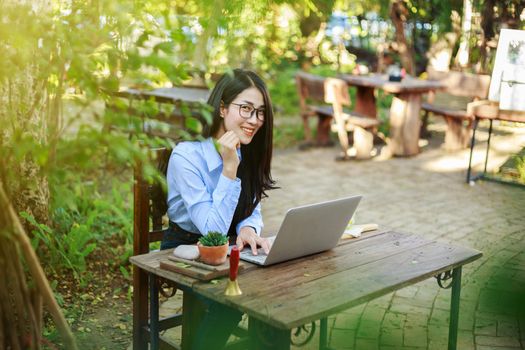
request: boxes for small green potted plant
[198,232,229,265]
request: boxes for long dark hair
[203,69,277,233]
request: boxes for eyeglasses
[230,103,265,122]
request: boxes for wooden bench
[422,68,491,150]
[295,71,380,159]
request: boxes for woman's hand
[236,226,270,255]
[218,131,240,179]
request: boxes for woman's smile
[241,126,255,137]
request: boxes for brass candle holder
[224,246,242,296]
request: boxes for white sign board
[488,29,525,111]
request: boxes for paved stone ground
[156,120,525,350]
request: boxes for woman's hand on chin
[218,131,240,179]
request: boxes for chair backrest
[324,78,351,110]
[427,67,491,100]
[133,147,172,256]
[296,71,351,112]
[296,71,327,102]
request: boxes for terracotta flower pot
[197,242,229,265]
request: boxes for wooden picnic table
[339,74,444,156]
[116,86,210,104]
[130,229,481,350]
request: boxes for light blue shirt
[167,137,263,236]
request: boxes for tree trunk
[455,0,473,68]
[0,183,78,350]
[390,0,416,75]
[192,0,225,70]
[479,0,495,73]
[0,66,50,229]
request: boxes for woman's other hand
[236,226,270,255]
[218,131,240,179]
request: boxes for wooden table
[116,86,210,104]
[466,100,525,185]
[131,229,481,350]
[339,74,444,156]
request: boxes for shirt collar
[202,137,242,172]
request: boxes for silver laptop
[231,195,362,266]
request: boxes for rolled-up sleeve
[236,201,263,236]
[171,152,241,236]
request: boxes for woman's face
[221,86,265,145]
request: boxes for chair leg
[316,115,334,147]
[334,119,350,159]
[466,118,479,183]
[302,114,312,142]
[421,111,431,138]
[133,266,149,350]
[482,119,493,176]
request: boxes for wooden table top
[116,86,210,104]
[340,74,445,94]
[131,230,481,330]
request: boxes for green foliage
[268,64,301,117]
[515,155,525,184]
[20,211,96,281]
[19,167,134,283]
[273,120,305,149]
[199,232,228,247]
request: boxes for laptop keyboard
[240,249,267,264]
[228,236,275,264]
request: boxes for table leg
[149,274,159,350]
[354,86,377,118]
[448,267,462,350]
[181,290,206,350]
[249,317,291,350]
[319,317,328,350]
[389,93,422,156]
[466,118,479,183]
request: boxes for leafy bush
[199,232,228,247]
[21,211,96,281]
[515,155,525,183]
[268,64,301,117]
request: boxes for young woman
[161,68,277,348]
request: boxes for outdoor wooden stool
[296,71,380,159]
[296,71,336,147]
[325,77,380,160]
[422,68,491,151]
